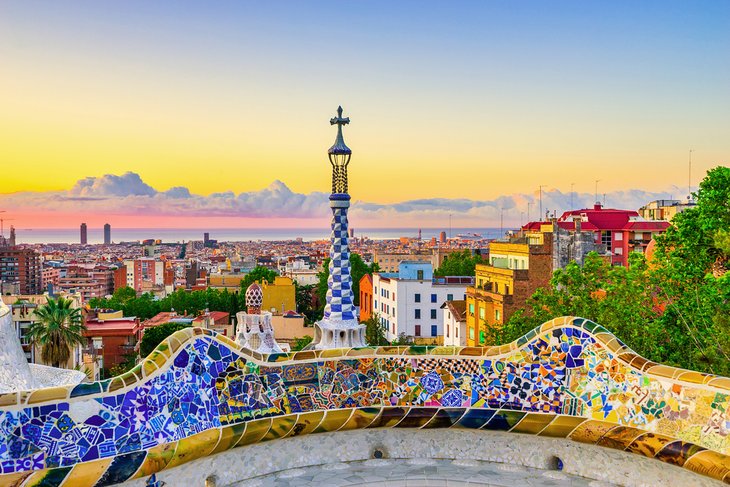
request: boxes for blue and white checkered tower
[312,106,366,349]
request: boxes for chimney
[572,215,582,233]
[594,202,602,211]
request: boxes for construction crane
[0,213,15,237]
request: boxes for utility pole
[688,149,693,201]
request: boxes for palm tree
[27,296,87,368]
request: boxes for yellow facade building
[260,276,296,314]
[465,234,552,347]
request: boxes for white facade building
[372,262,472,345]
[441,300,467,346]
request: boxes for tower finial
[328,106,352,194]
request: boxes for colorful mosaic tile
[2,317,730,485]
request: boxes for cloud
[0,172,682,226]
[69,172,156,197]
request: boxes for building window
[469,303,474,315]
[456,326,459,338]
[430,293,437,303]
[417,270,424,280]
[495,309,501,322]
[415,309,421,319]
[415,293,421,303]
[505,284,510,295]
[614,232,623,241]
[479,330,486,345]
[479,307,485,320]
[469,327,474,340]
[447,293,453,301]
[601,231,612,251]
[431,325,437,337]
[614,247,623,255]
[446,324,450,337]
[415,325,421,336]
[431,309,437,319]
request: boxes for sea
[13,228,511,245]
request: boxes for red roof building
[83,315,141,370]
[524,203,670,266]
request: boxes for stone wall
[2,317,730,486]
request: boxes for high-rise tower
[104,223,111,245]
[80,223,88,245]
[311,106,366,349]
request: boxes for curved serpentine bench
[2,316,730,486]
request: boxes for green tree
[295,282,317,324]
[364,313,388,345]
[140,322,192,357]
[291,335,313,351]
[434,250,484,277]
[391,332,413,346]
[497,166,730,376]
[27,296,87,368]
[240,266,278,290]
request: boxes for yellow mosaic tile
[625,432,677,458]
[458,347,483,356]
[293,350,318,361]
[645,364,682,380]
[320,348,345,358]
[286,411,325,437]
[511,413,556,435]
[26,386,68,405]
[596,425,645,450]
[0,392,18,407]
[677,371,709,385]
[141,359,158,378]
[684,450,730,481]
[106,376,126,393]
[130,441,178,479]
[236,418,272,447]
[340,408,380,431]
[262,415,297,441]
[708,377,730,391]
[312,409,354,433]
[211,423,247,454]
[429,346,457,356]
[0,470,31,486]
[569,420,619,445]
[539,416,586,438]
[165,428,220,469]
[19,469,59,487]
[63,457,114,485]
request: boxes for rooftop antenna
[527,202,531,223]
[688,149,693,201]
[500,207,504,237]
[570,182,575,209]
[594,179,601,204]
[449,213,452,238]
[538,185,545,221]
[603,193,606,207]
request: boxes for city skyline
[1,1,728,215]
[0,170,700,230]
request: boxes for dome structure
[245,282,263,312]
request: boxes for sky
[0,1,728,228]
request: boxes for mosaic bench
[2,316,730,486]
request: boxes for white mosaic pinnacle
[0,300,85,392]
[0,300,37,392]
